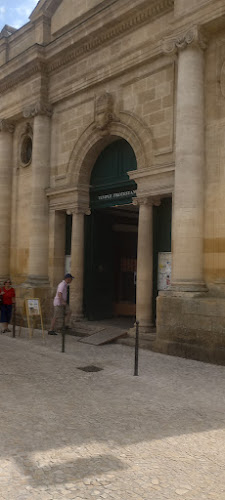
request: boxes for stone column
[135,198,154,333]
[165,27,207,291]
[23,103,52,285]
[70,208,87,319]
[0,119,14,281]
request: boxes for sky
[0,0,38,31]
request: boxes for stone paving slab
[1,328,225,498]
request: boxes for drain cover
[77,365,103,372]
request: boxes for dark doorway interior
[83,206,138,321]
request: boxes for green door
[84,139,137,320]
[84,211,114,320]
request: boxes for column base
[129,321,156,339]
[71,313,84,325]
[208,281,225,298]
[171,280,208,293]
[0,275,11,283]
[22,275,50,287]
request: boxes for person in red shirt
[0,279,15,333]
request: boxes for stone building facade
[1,0,225,363]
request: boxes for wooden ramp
[78,326,128,346]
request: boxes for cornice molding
[163,25,207,54]
[48,0,174,73]
[0,58,47,94]
[129,163,175,180]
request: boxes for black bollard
[134,320,139,376]
[61,306,66,353]
[12,303,16,338]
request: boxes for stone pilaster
[164,27,207,292]
[0,119,15,281]
[135,197,159,333]
[70,206,90,320]
[23,103,52,285]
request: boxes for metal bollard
[61,306,66,353]
[12,304,16,338]
[134,320,139,376]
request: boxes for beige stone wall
[7,28,35,61]
[48,9,175,187]
[50,56,174,182]
[204,35,225,286]
[16,168,31,280]
[0,76,44,119]
[10,123,32,282]
[0,40,7,65]
[122,64,174,157]
[51,0,104,35]
[51,97,95,183]
[48,12,174,103]
[174,0,211,17]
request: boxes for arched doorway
[83,138,138,320]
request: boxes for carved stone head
[95,92,114,131]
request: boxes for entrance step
[68,321,106,337]
[116,330,156,350]
[78,323,128,345]
[67,320,129,345]
[69,318,133,340]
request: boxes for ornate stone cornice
[48,0,174,73]
[163,26,207,55]
[23,101,52,118]
[0,119,15,133]
[0,58,47,95]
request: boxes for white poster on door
[157,252,172,291]
[65,255,71,274]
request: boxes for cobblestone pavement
[1,328,225,499]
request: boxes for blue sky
[0,0,38,31]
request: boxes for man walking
[48,273,74,335]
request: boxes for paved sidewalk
[1,329,225,499]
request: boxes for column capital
[133,196,161,207]
[0,119,15,133]
[163,26,207,55]
[23,101,52,118]
[69,206,91,216]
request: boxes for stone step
[69,321,131,338]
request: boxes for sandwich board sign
[25,298,44,339]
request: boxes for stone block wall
[155,294,225,365]
[52,0,101,35]
[51,98,95,182]
[122,64,174,156]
